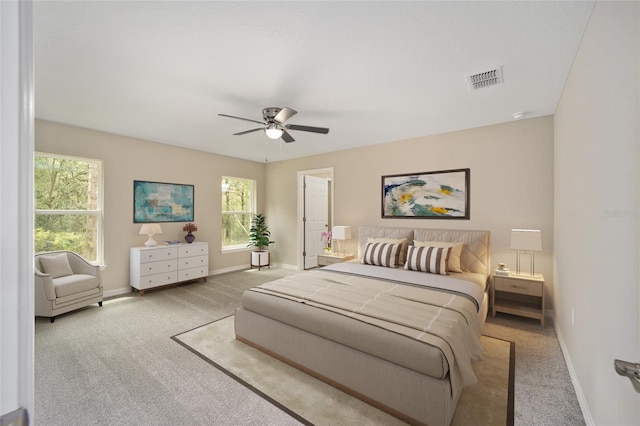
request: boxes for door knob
[614,359,640,393]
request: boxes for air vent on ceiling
[467,67,503,90]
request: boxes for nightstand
[492,273,545,326]
[317,252,354,267]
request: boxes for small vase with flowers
[183,223,197,243]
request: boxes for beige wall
[35,120,266,296]
[266,116,555,306]
[554,2,639,425]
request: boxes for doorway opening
[297,167,333,270]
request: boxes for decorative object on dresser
[492,272,545,326]
[139,223,163,247]
[331,225,351,255]
[510,228,542,276]
[248,214,273,270]
[183,222,197,243]
[133,180,194,223]
[381,168,470,219]
[130,242,208,296]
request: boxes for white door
[303,175,329,269]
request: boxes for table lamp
[139,223,163,247]
[510,229,542,276]
[332,226,351,255]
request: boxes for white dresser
[130,242,209,295]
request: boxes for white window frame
[34,152,104,264]
[221,176,256,252]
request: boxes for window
[34,153,103,263]
[221,177,255,250]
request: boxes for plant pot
[251,250,270,270]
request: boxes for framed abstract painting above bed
[382,168,470,219]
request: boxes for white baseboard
[104,287,134,299]
[554,323,594,425]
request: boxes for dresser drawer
[178,255,208,270]
[139,247,178,263]
[139,260,177,277]
[138,272,177,289]
[494,277,542,297]
[178,244,208,257]
[178,266,208,282]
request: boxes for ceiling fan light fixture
[265,124,283,139]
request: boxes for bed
[235,226,491,426]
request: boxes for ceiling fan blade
[233,128,264,136]
[218,113,265,125]
[285,124,330,134]
[281,130,295,143]
[274,107,297,124]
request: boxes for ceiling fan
[218,107,329,143]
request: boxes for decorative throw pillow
[39,253,73,279]
[362,242,401,268]
[414,240,464,272]
[367,237,408,265]
[404,245,451,275]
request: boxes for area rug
[173,315,514,426]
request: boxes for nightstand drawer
[318,254,354,267]
[494,277,542,297]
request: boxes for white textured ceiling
[34,1,595,163]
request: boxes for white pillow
[367,237,408,265]
[39,253,73,278]
[414,240,463,272]
[404,245,451,275]
[362,242,401,268]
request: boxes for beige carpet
[174,315,514,426]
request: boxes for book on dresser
[130,242,209,296]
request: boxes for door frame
[0,0,35,420]
[296,167,334,270]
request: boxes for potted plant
[248,213,274,269]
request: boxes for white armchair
[34,251,103,322]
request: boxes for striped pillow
[361,242,401,268]
[404,245,451,275]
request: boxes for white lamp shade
[332,226,352,240]
[139,223,163,235]
[510,229,542,251]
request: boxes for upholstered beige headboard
[357,226,491,276]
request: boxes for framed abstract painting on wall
[381,168,470,219]
[133,180,195,223]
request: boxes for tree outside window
[34,153,103,262]
[221,177,255,250]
